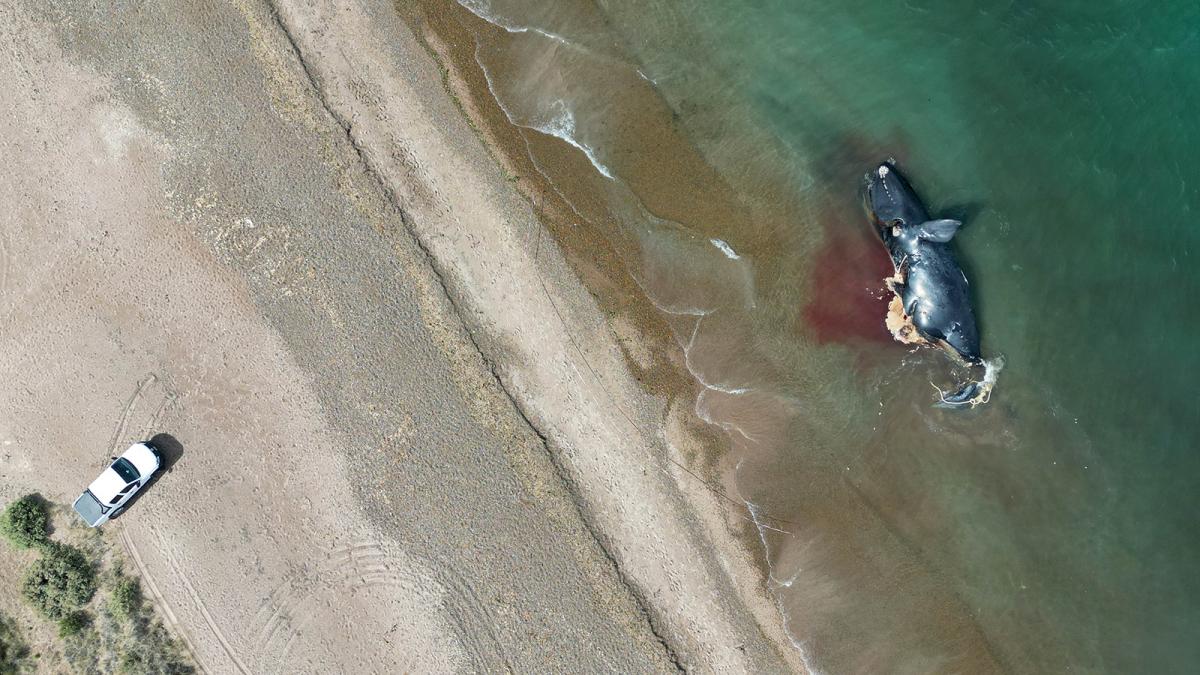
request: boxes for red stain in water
[794,134,917,351]
[801,213,897,346]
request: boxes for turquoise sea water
[456,0,1200,671]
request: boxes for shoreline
[391,0,806,667]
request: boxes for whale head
[865,161,930,233]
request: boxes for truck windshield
[111,457,139,482]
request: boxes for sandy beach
[0,0,799,671]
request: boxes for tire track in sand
[250,543,381,646]
[112,376,233,672]
[249,541,512,673]
[252,542,415,673]
[431,553,514,674]
[158,532,253,674]
[107,373,156,458]
[120,528,210,675]
[0,234,10,303]
[140,389,178,439]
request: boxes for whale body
[865,160,990,406]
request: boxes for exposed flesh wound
[884,273,926,346]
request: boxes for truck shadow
[110,433,185,521]
[148,433,185,473]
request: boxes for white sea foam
[636,68,658,85]
[743,497,824,674]
[934,354,1006,407]
[745,498,824,674]
[626,273,714,317]
[683,318,752,397]
[709,238,741,260]
[537,100,616,180]
[694,390,758,444]
[457,0,575,47]
[745,500,791,536]
[471,44,616,182]
[456,0,641,73]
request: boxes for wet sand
[396,0,810,668]
[0,0,798,671]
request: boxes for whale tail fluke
[933,356,1005,408]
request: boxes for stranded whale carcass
[864,160,998,407]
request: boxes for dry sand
[0,0,798,672]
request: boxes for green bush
[1,494,48,550]
[118,651,146,674]
[0,612,29,675]
[109,576,142,622]
[21,542,97,620]
[117,618,195,675]
[58,611,90,638]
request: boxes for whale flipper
[918,219,963,243]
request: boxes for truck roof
[88,465,128,502]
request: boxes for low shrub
[117,618,195,675]
[58,611,90,637]
[21,542,97,620]
[1,494,48,550]
[0,612,29,675]
[109,576,142,622]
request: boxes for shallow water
[453,0,1200,671]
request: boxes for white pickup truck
[72,442,162,527]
